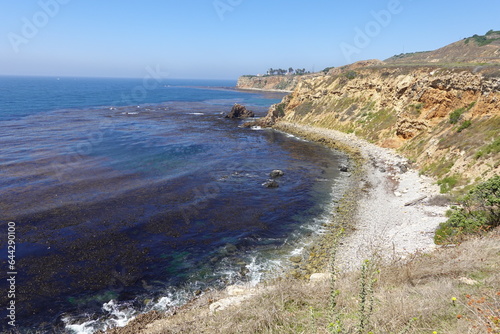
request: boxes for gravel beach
[274,122,448,272]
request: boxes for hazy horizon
[1,0,499,80]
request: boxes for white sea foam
[63,318,98,334]
[188,112,205,115]
[277,131,308,141]
[290,247,304,256]
[64,300,136,334]
[102,300,136,328]
[153,295,176,309]
[244,256,284,286]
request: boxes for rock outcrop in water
[225,103,255,119]
[270,170,284,178]
[262,179,279,188]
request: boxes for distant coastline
[236,74,316,92]
[235,86,293,93]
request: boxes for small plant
[275,103,286,117]
[450,108,465,124]
[328,228,345,334]
[457,120,472,132]
[438,175,460,193]
[357,260,377,334]
[477,137,500,159]
[449,102,475,124]
[344,70,358,80]
[474,150,484,159]
[309,306,318,333]
[323,66,336,74]
[397,317,418,334]
[407,103,424,116]
[464,293,500,333]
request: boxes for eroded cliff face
[267,63,500,189]
[236,74,318,92]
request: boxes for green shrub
[457,120,472,132]
[465,31,500,46]
[275,103,286,117]
[449,103,475,125]
[486,29,500,35]
[474,137,500,160]
[449,108,465,124]
[438,175,460,193]
[435,175,500,244]
[484,137,500,155]
[344,70,357,80]
[322,66,335,74]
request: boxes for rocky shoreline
[273,122,448,272]
[105,121,448,334]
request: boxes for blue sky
[0,0,498,79]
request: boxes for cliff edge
[260,61,500,190]
[236,74,319,92]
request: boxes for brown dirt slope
[386,30,500,65]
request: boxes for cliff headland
[236,73,320,92]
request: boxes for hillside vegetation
[386,30,500,64]
[262,63,500,194]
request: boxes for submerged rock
[225,103,255,119]
[262,179,279,188]
[339,165,349,172]
[270,169,284,178]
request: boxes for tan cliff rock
[236,73,320,92]
[259,62,500,189]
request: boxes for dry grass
[112,229,500,334]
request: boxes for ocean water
[0,76,348,333]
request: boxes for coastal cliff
[259,62,500,190]
[236,74,317,92]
